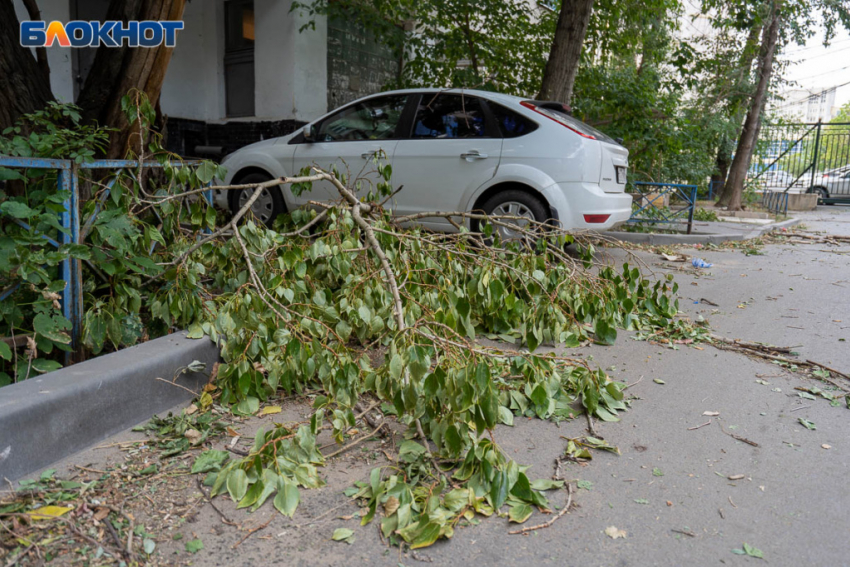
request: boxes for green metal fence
[746,121,850,206]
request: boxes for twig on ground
[74,465,109,475]
[508,483,574,535]
[153,377,198,396]
[232,514,274,549]
[323,428,382,460]
[585,412,600,438]
[688,420,712,431]
[196,477,239,527]
[717,421,758,447]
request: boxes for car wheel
[812,186,832,206]
[230,172,287,225]
[478,190,549,242]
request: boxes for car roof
[367,88,527,106]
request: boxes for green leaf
[33,314,71,344]
[530,479,564,491]
[634,498,649,504]
[508,503,533,523]
[577,480,593,491]
[186,323,205,339]
[31,359,62,374]
[410,522,442,549]
[798,418,816,430]
[0,201,35,219]
[389,354,403,380]
[226,469,249,502]
[143,538,156,555]
[498,406,514,426]
[274,479,300,517]
[652,467,663,477]
[192,450,229,474]
[489,469,509,509]
[742,543,764,559]
[185,539,204,554]
[594,320,617,345]
[0,342,11,361]
[195,161,217,184]
[332,527,354,541]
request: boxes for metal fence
[628,182,698,234]
[0,156,210,362]
[746,121,850,204]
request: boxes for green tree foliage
[0,100,223,384]
[292,0,555,96]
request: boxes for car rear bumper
[542,181,633,230]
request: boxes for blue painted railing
[761,190,789,215]
[0,156,211,362]
[628,182,698,235]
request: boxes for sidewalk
[601,216,801,245]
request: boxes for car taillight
[583,214,610,223]
[520,101,596,140]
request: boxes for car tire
[476,190,549,242]
[812,186,832,206]
[230,172,287,225]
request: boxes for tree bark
[537,0,594,105]
[0,0,54,131]
[719,1,782,211]
[714,22,763,204]
[76,0,186,158]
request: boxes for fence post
[69,163,83,361]
[57,165,74,364]
[810,121,822,190]
[687,186,697,235]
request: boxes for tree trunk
[0,0,54,131]
[720,1,782,211]
[538,0,594,105]
[714,23,763,205]
[76,0,186,159]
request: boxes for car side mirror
[302,123,316,142]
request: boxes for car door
[290,94,409,207]
[390,93,503,230]
[836,170,850,195]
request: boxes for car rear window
[488,102,538,138]
[525,102,619,145]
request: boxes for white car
[214,89,632,234]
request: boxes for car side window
[488,102,538,138]
[316,95,407,142]
[413,95,487,139]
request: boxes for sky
[778,23,850,112]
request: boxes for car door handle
[460,151,488,161]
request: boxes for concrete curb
[600,217,801,245]
[0,332,219,481]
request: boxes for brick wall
[165,117,305,160]
[327,17,400,111]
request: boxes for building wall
[255,0,328,121]
[327,17,400,111]
[159,0,226,122]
